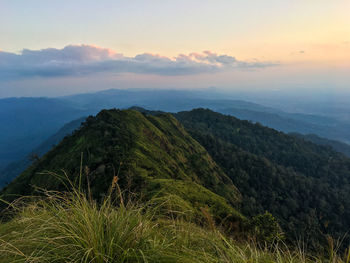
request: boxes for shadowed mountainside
[0,117,86,188]
[175,108,350,250]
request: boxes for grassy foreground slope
[2,189,349,263]
[1,109,241,223]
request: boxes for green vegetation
[1,187,349,263]
[175,108,350,250]
[290,133,350,157]
[1,108,350,260]
[0,109,241,224]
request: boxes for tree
[249,212,284,245]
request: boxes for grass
[0,169,349,263]
[1,190,349,263]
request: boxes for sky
[0,0,349,97]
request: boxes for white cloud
[0,44,276,80]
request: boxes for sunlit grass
[0,185,349,262]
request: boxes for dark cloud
[0,45,276,80]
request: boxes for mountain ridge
[2,89,350,172]
[1,109,242,224]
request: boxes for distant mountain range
[1,88,350,188]
[0,117,86,187]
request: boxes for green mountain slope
[3,107,350,251]
[175,108,350,250]
[1,109,242,223]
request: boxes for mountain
[2,107,350,251]
[218,108,350,144]
[174,109,350,250]
[61,89,275,113]
[2,89,350,173]
[1,109,242,224]
[0,117,86,188]
[0,97,91,169]
[0,91,275,171]
[217,108,325,134]
[290,133,350,157]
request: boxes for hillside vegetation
[175,109,350,251]
[2,89,350,175]
[1,109,241,225]
[290,133,350,157]
[2,188,348,263]
[1,108,350,261]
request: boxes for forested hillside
[1,109,242,225]
[175,109,350,250]
[2,108,350,253]
[2,89,350,175]
[290,132,350,157]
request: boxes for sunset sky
[0,0,349,97]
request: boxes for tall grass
[0,187,349,262]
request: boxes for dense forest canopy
[175,109,350,250]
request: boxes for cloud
[0,45,276,80]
